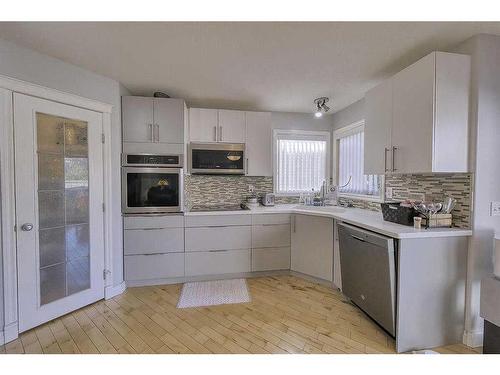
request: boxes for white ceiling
[0,22,499,114]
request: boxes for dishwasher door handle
[351,235,366,242]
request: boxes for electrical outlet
[385,187,393,200]
[491,202,500,216]
[248,184,254,193]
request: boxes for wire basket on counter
[380,202,418,226]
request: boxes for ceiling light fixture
[313,97,330,118]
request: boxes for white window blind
[337,127,380,196]
[275,131,329,195]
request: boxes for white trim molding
[463,329,483,348]
[0,74,113,114]
[105,282,126,300]
[0,88,18,343]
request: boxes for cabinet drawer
[124,215,184,229]
[185,226,251,252]
[125,253,184,281]
[124,228,184,255]
[185,249,251,276]
[252,214,291,225]
[252,247,290,272]
[252,224,290,248]
[185,214,251,227]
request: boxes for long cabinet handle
[246,158,249,175]
[384,148,390,172]
[392,146,398,172]
[209,249,229,253]
[219,126,223,141]
[154,124,160,142]
[292,215,296,233]
[214,126,217,142]
[149,124,154,142]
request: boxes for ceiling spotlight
[314,97,330,118]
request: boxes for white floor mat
[177,278,251,308]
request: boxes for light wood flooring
[0,275,482,354]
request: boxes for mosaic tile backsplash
[343,173,472,228]
[185,173,472,228]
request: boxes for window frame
[332,120,385,202]
[273,129,331,196]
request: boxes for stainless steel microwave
[189,143,246,175]
[122,153,183,214]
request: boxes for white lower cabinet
[124,228,184,255]
[125,253,185,281]
[252,247,290,272]
[124,215,185,283]
[185,249,251,276]
[251,224,290,248]
[291,214,333,281]
[185,226,252,252]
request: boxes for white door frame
[0,74,115,345]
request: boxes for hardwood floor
[0,275,482,354]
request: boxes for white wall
[0,38,127,333]
[451,34,500,346]
[331,98,365,131]
[270,111,333,132]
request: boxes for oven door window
[126,172,179,207]
[192,149,244,170]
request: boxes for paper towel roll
[495,237,500,279]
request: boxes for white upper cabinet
[188,108,246,143]
[245,111,273,176]
[218,110,246,143]
[189,108,219,142]
[364,51,470,174]
[153,98,185,144]
[122,96,186,153]
[391,53,435,174]
[364,79,393,174]
[122,96,154,143]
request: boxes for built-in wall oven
[122,153,183,214]
[189,142,245,175]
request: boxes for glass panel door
[15,92,104,333]
[36,113,90,305]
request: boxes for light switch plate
[491,202,500,216]
[385,187,393,199]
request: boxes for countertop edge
[183,205,472,239]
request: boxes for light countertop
[184,204,472,239]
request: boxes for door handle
[21,223,34,231]
[214,126,217,142]
[392,146,398,172]
[246,158,249,175]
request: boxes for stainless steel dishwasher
[338,222,397,336]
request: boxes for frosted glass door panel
[36,113,90,305]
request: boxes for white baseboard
[125,270,291,288]
[105,281,126,300]
[463,329,484,348]
[2,322,19,345]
